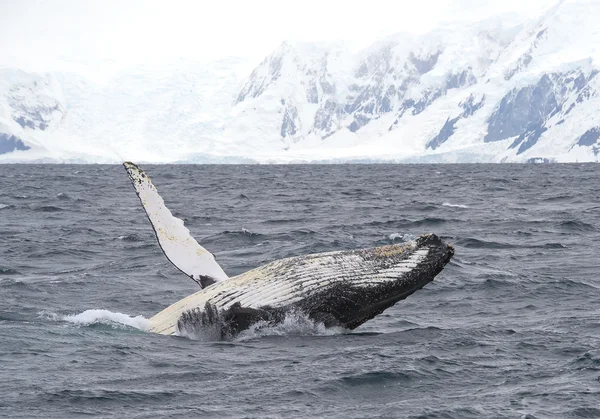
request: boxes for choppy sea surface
[1,164,600,418]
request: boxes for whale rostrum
[123,162,454,338]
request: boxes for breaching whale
[123,162,454,338]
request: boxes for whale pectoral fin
[123,162,228,287]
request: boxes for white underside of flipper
[123,162,228,287]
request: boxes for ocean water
[1,164,599,418]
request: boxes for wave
[0,267,21,275]
[223,227,262,237]
[0,204,13,210]
[456,237,566,250]
[261,218,308,225]
[59,309,150,331]
[338,370,412,386]
[409,217,449,227]
[33,205,63,213]
[388,233,416,243]
[542,194,574,202]
[42,388,178,404]
[456,238,514,249]
[558,220,596,232]
[442,202,469,209]
[117,233,144,242]
[203,228,265,245]
[541,242,567,249]
[56,192,72,200]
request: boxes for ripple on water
[2,164,600,418]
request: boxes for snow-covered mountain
[1,0,599,163]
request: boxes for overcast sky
[1,0,558,72]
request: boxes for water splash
[236,311,345,342]
[389,232,416,243]
[178,310,346,342]
[59,309,151,331]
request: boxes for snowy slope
[225,0,600,163]
[0,58,253,163]
[1,0,599,163]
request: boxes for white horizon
[1,0,557,74]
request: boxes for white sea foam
[60,309,151,331]
[389,233,416,243]
[236,311,344,342]
[442,202,469,209]
[0,204,10,210]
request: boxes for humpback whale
[123,162,454,339]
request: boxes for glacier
[1,0,599,164]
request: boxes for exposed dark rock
[348,115,371,133]
[313,100,341,135]
[561,71,598,117]
[281,106,299,138]
[397,69,476,124]
[320,76,336,95]
[426,94,485,150]
[575,70,599,104]
[461,94,485,116]
[427,117,460,150]
[485,74,557,143]
[12,105,59,131]
[536,29,547,40]
[235,34,599,153]
[505,54,532,80]
[355,44,395,81]
[307,81,319,104]
[509,123,548,154]
[486,69,598,154]
[0,133,30,155]
[237,51,285,103]
[355,62,369,78]
[14,116,35,129]
[577,127,600,146]
[505,27,548,80]
[410,51,442,74]
[445,69,476,90]
[412,91,442,116]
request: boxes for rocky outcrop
[6,75,65,132]
[485,69,598,154]
[427,94,485,150]
[575,127,600,156]
[0,133,29,155]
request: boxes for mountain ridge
[1,0,599,163]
